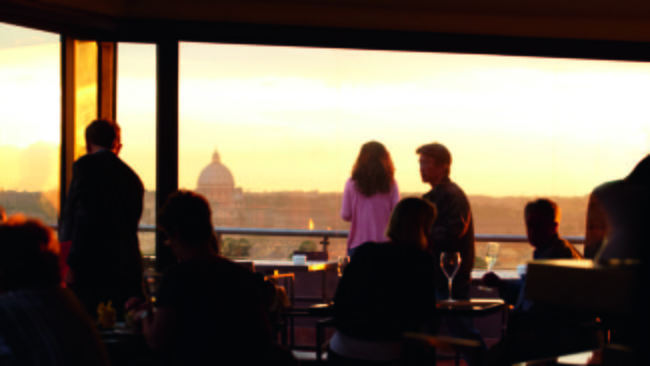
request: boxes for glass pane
[116,43,156,259]
[178,42,650,267]
[0,23,60,224]
[74,40,98,159]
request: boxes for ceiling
[2,0,650,44]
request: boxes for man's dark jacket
[423,176,475,299]
[60,150,144,308]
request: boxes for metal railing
[131,224,585,253]
[52,224,586,243]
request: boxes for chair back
[237,261,256,272]
[402,332,483,366]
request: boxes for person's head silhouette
[416,142,452,187]
[385,197,436,251]
[0,215,60,292]
[158,190,217,261]
[85,119,122,155]
[524,199,560,249]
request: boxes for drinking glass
[485,242,500,272]
[479,242,500,291]
[440,252,461,301]
[337,256,350,277]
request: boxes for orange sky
[1,23,649,196]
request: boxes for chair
[283,303,334,363]
[293,251,328,261]
[237,260,256,273]
[262,272,295,345]
[265,272,296,345]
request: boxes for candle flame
[308,219,314,230]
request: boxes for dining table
[99,323,151,365]
[236,259,339,302]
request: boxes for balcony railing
[131,224,585,253]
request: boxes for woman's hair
[626,154,650,186]
[351,141,395,197]
[0,215,61,291]
[158,190,217,248]
[385,198,437,250]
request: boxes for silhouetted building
[196,150,243,227]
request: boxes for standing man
[417,142,485,366]
[60,119,145,318]
[417,142,474,299]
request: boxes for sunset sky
[1,22,649,196]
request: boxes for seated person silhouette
[584,155,650,363]
[482,198,582,305]
[585,154,650,263]
[483,199,595,365]
[127,191,276,365]
[0,216,109,366]
[329,198,437,365]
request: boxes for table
[310,300,508,365]
[236,259,339,302]
[436,299,506,317]
[437,298,509,366]
[471,269,521,280]
[99,325,150,365]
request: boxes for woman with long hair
[330,198,437,365]
[341,141,400,257]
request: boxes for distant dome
[197,150,235,189]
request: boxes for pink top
[341,178,400,250]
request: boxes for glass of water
[479,242,500,291]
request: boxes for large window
[0,23,60,224]
[117,43,157,257]
[123,41,649,267]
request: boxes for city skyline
[1,22,649,197]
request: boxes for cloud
[0,142,58,192]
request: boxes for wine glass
[479,242,500,291]
[144,271,161,304]
[337,256,350,277]
[440,252,461,301]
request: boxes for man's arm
[142,305,178,352]
[63,163,95,273]
[59,164,82,242]
[482,272,522,305]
